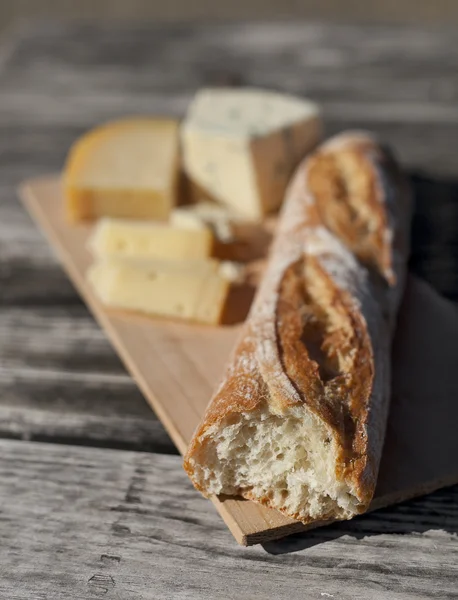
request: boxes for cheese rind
[89,218,214,261]
[181,88,321,219]
[65,118,179,222]
[87,258,230,325]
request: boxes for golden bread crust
[184,131,412,521]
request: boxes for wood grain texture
[0,305,176,452]
[4,0,458,33]
[0,437,457,600]
[20,175,458,545]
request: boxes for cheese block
[88,218,214,261]
[65,118,179,222]
[181,88,321,219]
[87,258,230,325]
[170,202,244,242]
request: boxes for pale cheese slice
[64,118,179,222]
[89,218,214,261]
[181,88,321,219]
[87,258,230,325]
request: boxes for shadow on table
[263,485,458,555]
[408,172,458,303]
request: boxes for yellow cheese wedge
[87,258,230,325]
[64,118,179,222]
[88,218,214,261]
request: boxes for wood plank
[20,175,458,545]
[3,0,458,32]
[0,383,175,453]
[0,306,176,452]
[0,437,456,600]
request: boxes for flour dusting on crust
[184,131,412,525]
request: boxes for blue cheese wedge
[181,88,321,219]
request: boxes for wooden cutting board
[20,175,458,546]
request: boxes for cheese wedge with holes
[88,218,214,261]
[181,88,322,219]
[87,258,230,325]
[64,118,179,222]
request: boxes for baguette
[184,132,412,524]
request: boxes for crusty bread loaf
[184,132,412,524]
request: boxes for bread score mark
[275,256,374,487]
[308,143,394,284]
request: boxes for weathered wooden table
[1,21,457,599]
